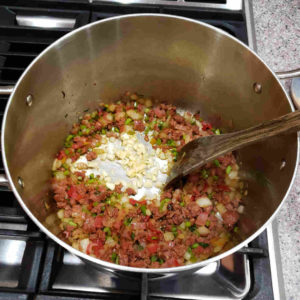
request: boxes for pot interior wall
[3,15,297,256]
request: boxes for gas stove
[0,1,286,299]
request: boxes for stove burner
[0,1,283,299]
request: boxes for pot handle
[0,85,14,95]
[276,68,300,80]
[0,173,11,190]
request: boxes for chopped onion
[127,109,142,120]
[228,170,238,179]
[196,197,212,207]
[215,212,223,223]
[164,232,175,241]
[57,209,64,219]
[52,158,62,171]
[80,238,90,253]
[179,222,186,230]
[214,246,223,253]
[216,203,227,214]
[198,226,210,236]
[184,251,191,261]
[237,205,245,214]
[105,237,116,247]
[72,241,79,250]
[55,171,65,180]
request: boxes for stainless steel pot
[0,14,299,274]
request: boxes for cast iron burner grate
[0,1,277,299]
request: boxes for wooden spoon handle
[221,110,300,150]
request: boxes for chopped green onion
[144,126,150,134]
[158,258,165,265]
[124,217,133,226]
[185,221,191,228]
[131,232,135,240]
[66,134,74,142]
[207,192,214,200]
[205,220,211,227]
[159,198,171,212]
[171,149,178,162]
[141,205,147,216]
[151,255,158,262]
[137,244,144,251]
[63,170,70,176]
[125,118,132,125]
[77,176,83,181]
[101,128,107,135]
[64,141,72,148]
[93,201,99,207]
[158,121,166,130]
[212,175,219,181]
[167,139,176,147]
[68,221,77,227]
[112,126,119,133]
[89,173,95,179]
[214,159,221,167]
[80,124,87,130]
[226,165,232,174]
[156,138,162,146]
[234,226,239,233]
[171,225,177,232]
[134,101,138,108]
[192,243,199,249]
[145,108,150,113]
[111,252,119,264]
[103,227,111,236]
[82,207,90,214]
[199,242,209,248]
[65,149,70,155]
[92,213,97,217]
[151,236,158,240]
[214,128,221,135]
[180,201,185,207]
[201,169,209,179]
[189,224,197,232]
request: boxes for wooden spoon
[165,110,300,188]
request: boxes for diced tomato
[63,230,71,238]
[94,216,103,229]
[146,235,159,243]
[202,121,212,131]
[195,212,208,226]
[87,240,103,255]
[129,198,138,205]
[129,198,146,206]
[147,243,159,254]
[202,182,208,193]
[57,150,66,160]
[67,186,80,201]
[72,141,83,149]
[218,184,231,192]
[165,257,180,267]
[113,219,122,230]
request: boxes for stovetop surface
[0,1,275,299]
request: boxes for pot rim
[1,13,298,274]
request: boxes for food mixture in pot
[51,92,245,268]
